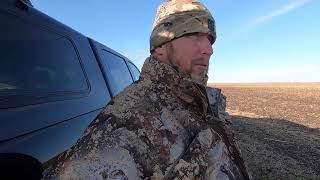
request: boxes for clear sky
[32,0,320,83]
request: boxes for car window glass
[128,62,140,81]
[0,12,88,97]
[101,51,133,96]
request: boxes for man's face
[165,33,213,82]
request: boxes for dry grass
[209,83,320,179]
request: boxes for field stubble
[210,83,320,179]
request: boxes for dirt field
[209,83,320,179]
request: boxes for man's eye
[208,35,214,44]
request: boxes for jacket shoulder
[206,87,229,120]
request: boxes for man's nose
[201,37,213,56]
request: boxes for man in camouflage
[46,0,251,179]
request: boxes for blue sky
[32,0,320,83]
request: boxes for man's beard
[191,69,209,85]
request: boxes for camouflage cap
[150,0,216,52]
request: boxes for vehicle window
[0,12,88,97]
[101,50,133,96]
[128,62,140,81]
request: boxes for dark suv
[0,0,140,178]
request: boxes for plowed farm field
[210,83,320,179]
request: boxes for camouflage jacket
[45,56,251,179]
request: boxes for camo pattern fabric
[44,56,251,179]
[150,0,216,51]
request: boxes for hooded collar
[140,56,209,114]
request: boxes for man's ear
[153,44,169,62]
[153,45,165,57]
